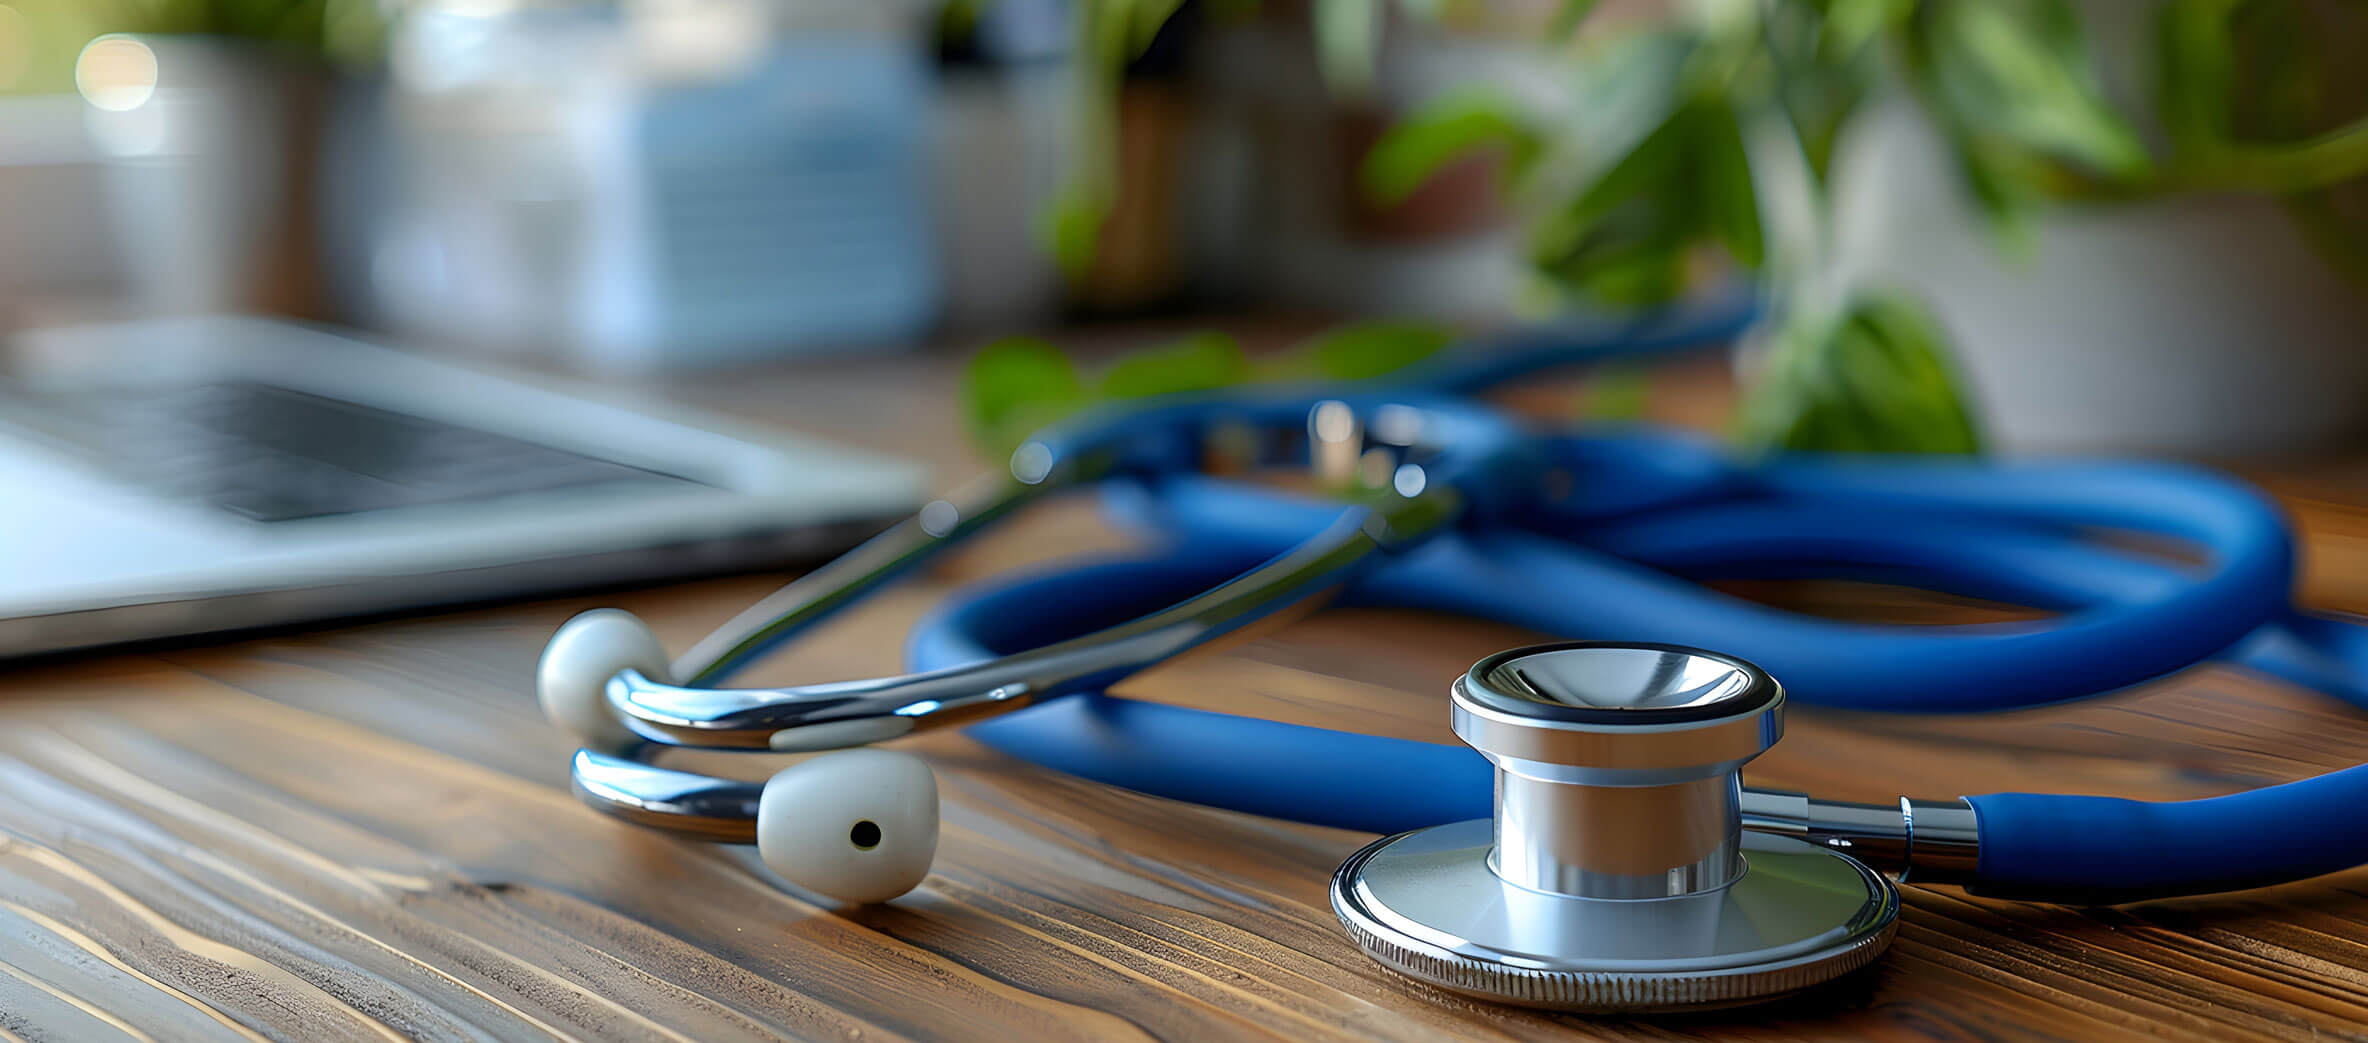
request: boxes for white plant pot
[1827,99,2368,456]
[83,36,300,317]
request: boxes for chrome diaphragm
[1331,642,1901,1012]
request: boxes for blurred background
[2,0,2365,450]
[2,0,2367,653]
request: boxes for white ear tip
[758,749,939,904]
[537,608,672,751]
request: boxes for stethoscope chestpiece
[1331,642,1900,1013]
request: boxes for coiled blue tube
[907,428,2368,896]
[907,553,1496,833]
[1106,443,2294,712]
[1966,777,2368,898]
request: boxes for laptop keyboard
[1,382,699,522]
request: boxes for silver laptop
[0,316,928,657]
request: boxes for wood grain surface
[8,332,2368,1041]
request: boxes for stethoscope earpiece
[1332,643,1900,1012]
[757,749,939,904]
[540,608,674,752]
[544,609,942,906]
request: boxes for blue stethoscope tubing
[908,423,2368,900]
[685,289,2368,901]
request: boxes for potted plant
[1383,0,2368,454]
[4,0,382,317]
[1041,0,2368,456]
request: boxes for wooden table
[8,332,2368,1041]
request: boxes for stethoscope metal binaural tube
[560,298,1768,805]
[648,291,1766,694]
[604,481,1466,752]
[568,395,1524,835]
[669,471,1065,689]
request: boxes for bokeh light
[74,34,157,112]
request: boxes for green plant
[1396,0,2368,452]
[1040,0,2368,456]
[962,322,1457,460]
[2,0,382,94]
[1041,0,1439,279]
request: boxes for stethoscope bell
[1331,642,1900,1013]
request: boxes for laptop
[0,316,928,658]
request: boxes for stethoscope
[533,296,2368,1013]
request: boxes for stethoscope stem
[1741,790,1981,885]
[665,389,1486,688]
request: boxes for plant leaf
[1822,0,1911,54]
[1302,321,1456,381]
[1099,332,1254,399]
[1129,0,1187,53]
[963,338,1091,458]
[1361,91,1541,205]
[323,0,390,64]
[2153,0,2240,160]
[1736,293,1982,455]
[1531,190,1697,309]
[1953,135,2045,257]
[1035,189,1108,282]
[2158,0,2368,196]
[1041,0,1169,280]
[1907,0,2152,179]
[1699,99,1765,268]
[959,322,1459,458]
[1778,69,1865,186]
[1526,98,1727,308]
[1762,0,1893,184]
[1571,102,1699,222]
